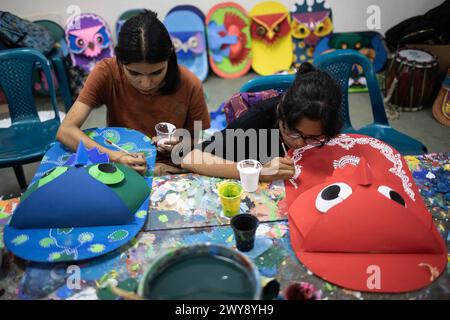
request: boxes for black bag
[385,0,450,48]
[63,55,88,99]
[0,11,55,55]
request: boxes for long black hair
[115,10,180,95]
[277,63,343,139]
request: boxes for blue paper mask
[4,132,155,263]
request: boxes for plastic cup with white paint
[237,159,262,193]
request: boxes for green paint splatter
[78,232,94,243]
[158,214,169,223]
[0,212,10,220]
[49,252,61,261]
[48,251,75,262]
[273,225,282,238]
[98,271,116,287]
[12,234,29,246]
[39,237,55,248]
[108,230,129,242]
[324,283,335,291]
[129,238,139,248]
[86,131,98,139]
[131,263,140,272]
[254,245,284,270]
[260,190,278,220]
[104,131,119,143]
[146,246,155,258]
[136,210,147,218]
[120,143,135,152]
[88,244,106,253]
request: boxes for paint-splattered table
[146,175,288,231]
[0,153,449,300]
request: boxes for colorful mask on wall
[250,1,293,75]
[285,134,447,293]
[314,31,388,92]
[66,13,114,73]
[206,2,252,79]
[164,5,209,82]
[4,127,156,263]
[290,0,333,66]
[115,9,145,40]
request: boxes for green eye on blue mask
[38,167,69,188]
[88,163,125,185]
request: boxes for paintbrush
[105,139,139,159]
[281,141,298,189]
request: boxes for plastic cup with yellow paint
[218,181,243,218]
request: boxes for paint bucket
[137,244,262,300]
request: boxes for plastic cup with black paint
[231,214,259,252]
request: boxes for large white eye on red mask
[315,183,352,213]
[377,186,406,207]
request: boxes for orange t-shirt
[76,57,210,164]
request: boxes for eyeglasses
[281,123,328,146]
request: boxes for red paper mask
[286,134,447,293]
[250,13,291,45]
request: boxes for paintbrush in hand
[105,139,140,159]
[281,141,298,189]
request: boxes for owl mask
[164,5,209,82]
[290,0,333,65]
[65,13,114,72]
[291,11,333,46]
[68,24,111,58]
[170,32,206,60]
[250,13,291,45]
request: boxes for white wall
[1,0,444,40]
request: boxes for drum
[385,48,439,111]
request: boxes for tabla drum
[385,48,439,111]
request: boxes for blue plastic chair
[314,50,427,155]
[0,48,61,189]
[239,51,428,155]
[239,74,295,93]
[33,19,73,111]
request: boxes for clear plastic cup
[237,160,262,193]
[155,122,176,147]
